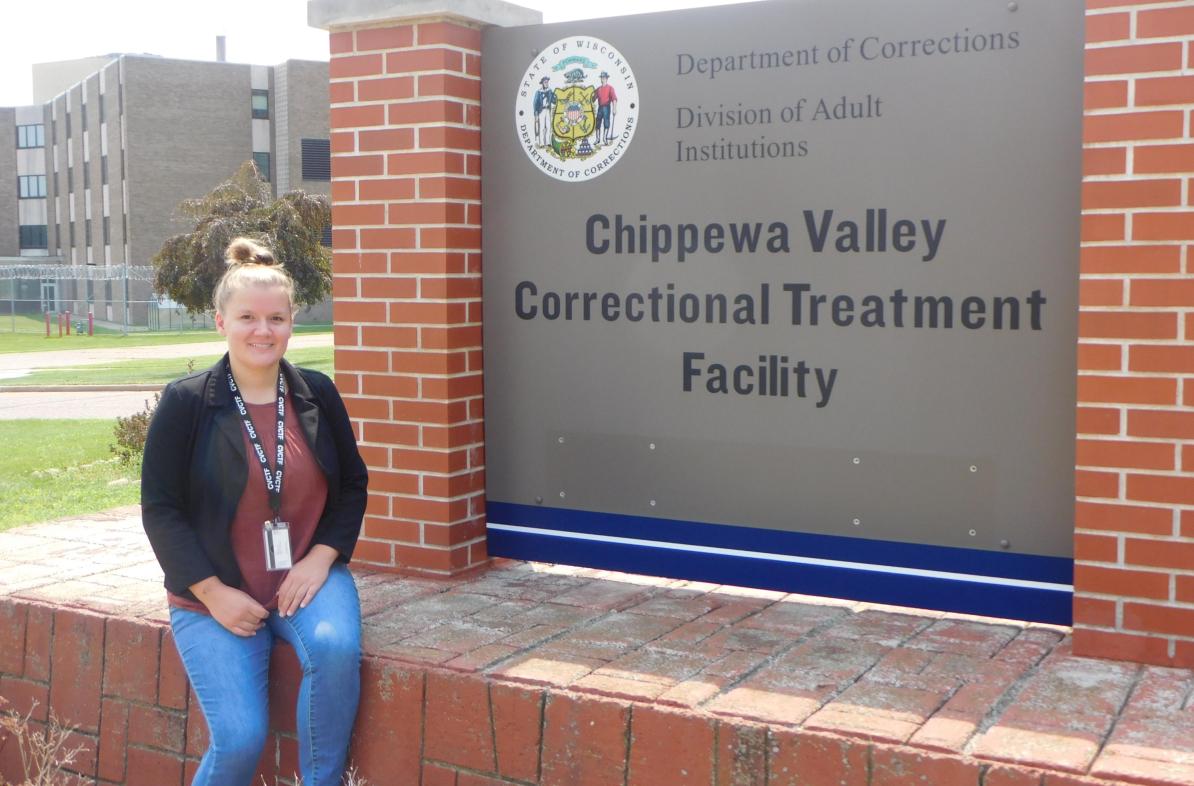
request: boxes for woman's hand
[276,545,339,617]
[190,577,269,637]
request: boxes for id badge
[263,520,293,571]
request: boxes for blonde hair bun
[213,237,295,312]
[225,237,276,267]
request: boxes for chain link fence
[0,264,329,334]
[0,263,178,334]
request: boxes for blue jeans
[170,564,362,786]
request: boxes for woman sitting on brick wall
[141,237,369,786]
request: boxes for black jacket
[141,354,369,602]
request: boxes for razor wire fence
[0,264,214,334]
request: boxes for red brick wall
[0,597,1144,786]
[1074,0,1194,667]
[328,19,487,577]
[0,602,192,785]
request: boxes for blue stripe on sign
[485,502,1074,625]
[486,501,1073,584]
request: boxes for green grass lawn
[0,316,331,354]
[0,420,142,532]
[3,345,334,387]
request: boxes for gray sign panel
[482,0,1081,585]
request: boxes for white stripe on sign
[486,523,1073,593]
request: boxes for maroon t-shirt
[169,396,329,613]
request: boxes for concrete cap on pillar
[309,0,542,29]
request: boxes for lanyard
[227,371,286,520]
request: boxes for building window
[83,164,90,189]
[252,90,270,120]
[321,223,332,247]
[69,221,75,247]
[253,152,271,181]
[103,216,110,245]
[81,103,87,131]
[17,125,45,149]
[101,156,109,185]
[86,219,92,246]
[301,138,331,181]
[55,224,61,251]
[18,175,47,199]
[65,112,71,138]
[19,225,48,249]
[99,95,105,124]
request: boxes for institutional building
[0,53,331,325]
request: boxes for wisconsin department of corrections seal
[515,36,639,182]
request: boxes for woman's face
[215,285,293,374]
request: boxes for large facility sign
[481,0,1082,623]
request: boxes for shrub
[111,393,159,466]
[269,766,370,785]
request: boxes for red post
[88,310,94,336]
[65,310,72,336]
[57,312,63,337]
[44,310,51,337]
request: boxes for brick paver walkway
[2,508,1191,784]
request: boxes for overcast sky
[1,0,752,107]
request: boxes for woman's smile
[215,285,294,377]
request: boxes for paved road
[0,390,163,420]
[0,333,332,419]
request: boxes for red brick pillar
[1075,0,1194,666]
[311,0,540,574]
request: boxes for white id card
[263,520,293,571]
